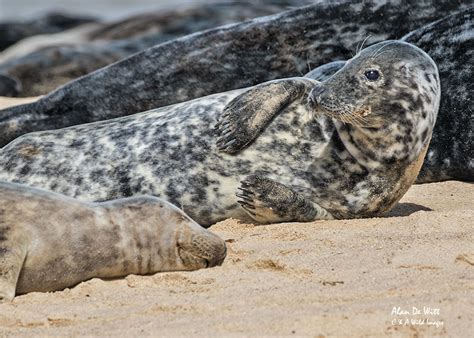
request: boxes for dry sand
[0,97,40,109]
[0,98,472,337]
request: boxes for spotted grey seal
[0,181,226,302]
[304,8,474,183]
[0,1,311,97]
[0,41,440,227]
[0,0,465,144]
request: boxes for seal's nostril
[207,239,227,267]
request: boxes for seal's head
[107,196,226,272]
[150,198,226,270]
[308,40,440,164]
[171,206,227,270]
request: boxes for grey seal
[0,41,440,227]
[0,181,226,302]
[0,0,465,144]
[0,1,311,97]
[0,23,102,63]
[402,9,473,183]
[0,74,21,97]
[0,12,97,51]
[305,8,474,183]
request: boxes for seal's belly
[124,101,330,224]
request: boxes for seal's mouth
[307,94,372,128]
[178,246,211,268]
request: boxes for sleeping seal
[0,41,440,227]
[0,181,226,302]
[0,0,465,145]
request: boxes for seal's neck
[334,120,430,170]
[101,204,168,275]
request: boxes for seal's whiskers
[370,41,398,59]
[356,34,372,55]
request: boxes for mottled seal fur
[305,8,474,183]
[402,9,474,183]
[0,1,310,97]
[0,0,465,142]
[0,41,440,227]
[0,181,226,302]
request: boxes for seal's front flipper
[0,227,29,303]
[215,78,317,154]
[236,175,333,224]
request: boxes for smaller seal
[0,181,226,302]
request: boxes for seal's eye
[364,70,380,81]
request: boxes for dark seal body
[0,42,440,228]
[0,181,226,302]
[402,9,474,183]
[0,1,309,97]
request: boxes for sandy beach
[0,96,40,108]
[0,96,472,336]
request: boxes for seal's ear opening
[0,74,22,97]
